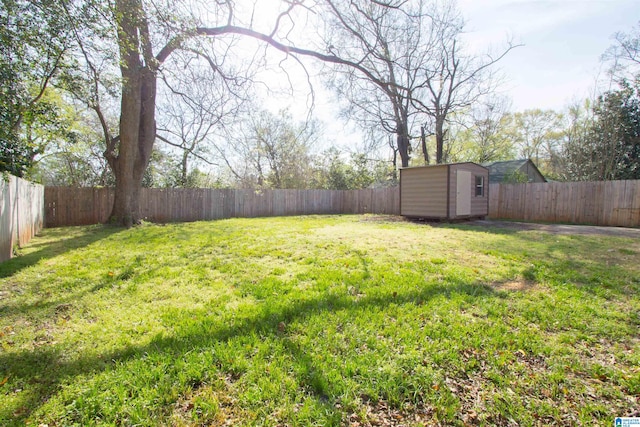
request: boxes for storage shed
[400,162,489,220]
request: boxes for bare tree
[155,50,246,187]
[322,0,434,167]
[56,0,420,226]
[602,21,640,81]
[218,109,319,189]
[411,2,518,164]
[323,0,517,167]
[460,98,515,163]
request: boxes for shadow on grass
[437,221,640,297]
[0,225,123,279]
[0,278,495,425]
[3,219,638,424]
[0,226,125,327]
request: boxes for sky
[458,0,639,110]
[251,0,639,151]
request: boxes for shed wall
[400,166,448,217]
[448,163,489,218]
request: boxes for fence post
[14,177,19,250]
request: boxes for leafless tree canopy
[320,0,517,166]
[602,21,640,81]
[50,0,517,225]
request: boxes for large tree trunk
[110,69,156,226]
[110,0,157,227]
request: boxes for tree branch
[155,133,219,166]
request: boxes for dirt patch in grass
[489,279,539,292]
[358,215,410,223]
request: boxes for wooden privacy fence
[44,181,640,228]
[489,180,640,227]
[45,187,400,227]
[1,175,44,262]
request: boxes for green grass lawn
[1,215,639,426]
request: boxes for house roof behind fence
[483,159,546,184]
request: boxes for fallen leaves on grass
[344,397,433,427]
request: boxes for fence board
[2,176,44,262]
[621,181,636,226]
[489,180,640,227]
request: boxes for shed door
[456,170,471,216]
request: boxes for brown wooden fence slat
[488,181,640,227]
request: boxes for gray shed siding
[400,166,448,217]
[400,162,489,219]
